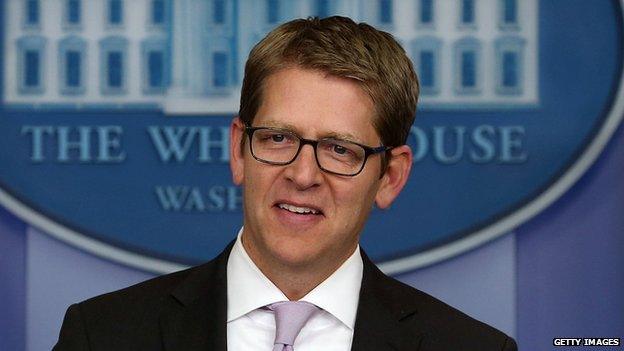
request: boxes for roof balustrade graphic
[3,0,538,112]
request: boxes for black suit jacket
[53,242,517,350]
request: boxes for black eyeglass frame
[244,126,391,176]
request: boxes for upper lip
[274,200,324,215]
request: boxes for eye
[255,130,294,143]
[326,142,357,158]
[271,134,286,142]
[332,144,348,155]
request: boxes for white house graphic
[3,0,538,112]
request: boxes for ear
[230,117,246,185]
[375,145,413,209]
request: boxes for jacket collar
[159,241,233,351]
[350,250,426,351]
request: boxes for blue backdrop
[1,0,623,350]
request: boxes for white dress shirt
[227,229,363,351]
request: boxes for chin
[266,241,324,267]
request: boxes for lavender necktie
[268,301,319,351]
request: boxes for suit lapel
[160,242,234,351]
[351,250,427,351]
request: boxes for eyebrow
[260,120,364,144]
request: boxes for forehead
[255,67,379,144]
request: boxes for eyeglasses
[245,126,390,176]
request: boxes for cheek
[349,182,380,218]
[242,164,264,205]
[243,162,280,201]
[332,183,375,220]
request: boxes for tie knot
[268,301,319,348]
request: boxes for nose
[283,144,323,190]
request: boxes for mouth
[275,202,324,216]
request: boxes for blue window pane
[148,51,164,88]
[315,0,329,18]
[109,0,122,24]
[420,51,434,88]
[25,50,39,87]
[420,0,433,23]
[504,0,517,24]
[27,0,39,24]
[68,0,81,24]
[66,51,81,87]
[462,0,474,24]
[213,52,227,87]
[461,51,476,87]
[213,0,225,24]
[107,51,123,88]
[267,0,279,24]
[152,0,165,24]
[379,0,392,24]
[502,51,518,87]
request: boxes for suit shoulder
[380,274,515,349]
[79,265,194,309]
[55,243,233,350]
[73,260,217,331]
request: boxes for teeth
[278,203,319,215]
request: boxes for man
[54,16,517,350]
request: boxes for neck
[241,235,356,301]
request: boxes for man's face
[230,67,398,271]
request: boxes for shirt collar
[299,242,363,329]
[227,228,287,323]
[226,228,363,329]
